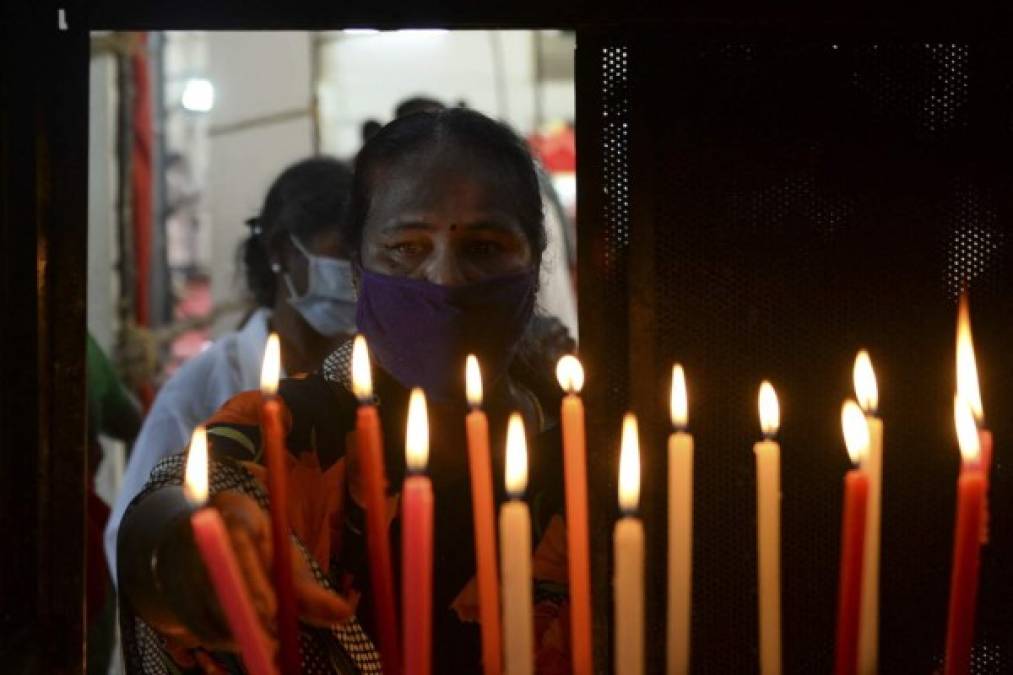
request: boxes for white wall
[87,52,120,354]
[317,30,575,159]
[203,31,315,331]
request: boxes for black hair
[361,119,383,144]
[348,108,546,266]
[393,95,446,119]
[243,156,352,307]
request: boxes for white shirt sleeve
[103,343,237,583]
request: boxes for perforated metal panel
[578,34,1013,674]
[577,36,636,674]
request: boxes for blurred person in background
[104,157,358,581]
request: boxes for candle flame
[670,363,688,429]
[351,334,373,402]
[954,394,981,463]
[956,293,984,423]
[555,355,585,394]
[505,412,528,497]
[618,413,641,514]
[853,350,879,414]
[841,400,870,466]
[758,381,780,436]
[184,426,209,506]
[406,388,429,473]
[260,333,281,395]
[466,354,483,408]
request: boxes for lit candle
[614,413,645,675]
[555,355,593,675]
[500,413,533,675]
[465,355,502,675]
[185,427,277,675]
[943,396,986,675]
[754,381,782,675]
[667,364,693,675]
[351,335,400,675]
[853,350,883,675]
[956,293,992,545]
[403,388,433,675]
[260,334,300,674]
[834,401,871,675]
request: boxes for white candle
[500,413,533,675]
[755,381,782,675]
[667,365,693,675]
[614,413,645,675]
[853,350,882,675]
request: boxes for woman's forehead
[368,151,524,224]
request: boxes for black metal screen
[578,33,1013,674]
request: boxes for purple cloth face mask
[355,268,537,405]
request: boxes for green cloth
[86,333,141,445]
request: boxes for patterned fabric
[121,337,572,673]
[120,454,382,675]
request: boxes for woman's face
[359,148,534,285]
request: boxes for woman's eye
[467,241,505,257]
[387,242,425,258]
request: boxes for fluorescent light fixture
[181,78,214,112]
[396,29,450,36]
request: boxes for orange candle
[834,402,871,675]
[403,389,433,675]
[464,355,502,675]
[260,334,300,674]
[956,293,992,544]
[185,427,277,675]
[944,396,986,675]
[351,335,400,675]
[555,355,592,675]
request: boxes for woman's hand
[209,490,356,641]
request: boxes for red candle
[977,430,992,545]
[555,355,593,675]
[260,334,300,674]
[944,396,986,675]
[403,388,434,675]
[464,355,502,675]
[185,427,277,675]
[956,293,992,544]
[352,335,400,674]
[834,401,871,675]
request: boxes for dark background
[3,2,1013,673]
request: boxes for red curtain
[130,33,154,408]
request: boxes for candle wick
[762,431,776,441]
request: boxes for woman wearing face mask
[105,157,358,583]
[117,110,576,674]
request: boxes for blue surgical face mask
[282,234,357,337]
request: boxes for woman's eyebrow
[380,220,436,233]
[459,219,520,233]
